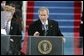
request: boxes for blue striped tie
[44,24,48,36]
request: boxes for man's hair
[9,3,15,8]
[38,7,49,15]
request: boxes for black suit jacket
[28,19,63,36]
[9,20,21,35]
[8,20,22,55]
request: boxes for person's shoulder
[34,19,40,23]
[29,19,40,26]
[48,19,58,24]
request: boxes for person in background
[1,2,22,55]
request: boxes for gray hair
[38,7,49,15]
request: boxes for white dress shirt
[41,20,48,30]
[1,20,11,35]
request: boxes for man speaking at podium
[28,7,63,36]
[28,7,64,55]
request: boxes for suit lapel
[48,20,52,30]
[38,19,42,30]
[47,20,53,35]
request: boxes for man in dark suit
[28,7,63,36]
[28,7,64,55]
[1,4,22,55]
[8,15,22,55]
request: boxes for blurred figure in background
[1,1,22,55]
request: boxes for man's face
[4,5,15,14]
[5,11,13,21]
[39,10,48,21]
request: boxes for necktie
[43,24,48,36]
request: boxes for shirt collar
[41,19,48,25]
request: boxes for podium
[27,36,64,55]
[1,35,21,55]
[1,35,10,55]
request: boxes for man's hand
[33,31,40,36]
[4,5,15,14]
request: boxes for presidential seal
[38,40,52,54]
